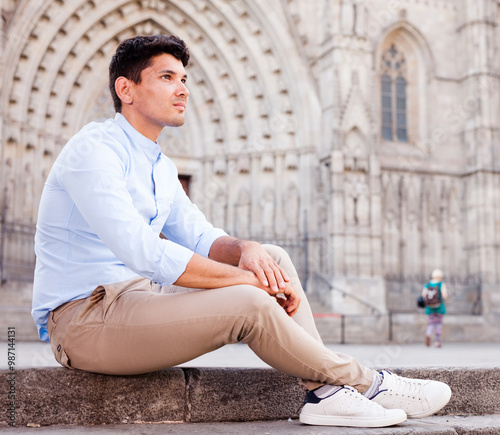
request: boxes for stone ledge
[1,367,187,427]
[1,367,499,427]
[2,415,500,434]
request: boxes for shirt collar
[114,113,161,162]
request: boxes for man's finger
[262,261,289,291]
[286,298,300,316]
[251,267,269,287]
[263,265,280,292]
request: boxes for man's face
[124,53,189,139]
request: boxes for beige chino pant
[47,244,374,392]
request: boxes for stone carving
[285,182,300,235]
[260,188,275,238]
[158,126,189,156]
[344,173,370,226]
[237,154,250,174]
[212,186,227,231]
[284,151,298,170]
[213,156,227,175]
[85,86,114,123]
[235,188,251,238]
[22,163,33,221]
[261,153,274,172]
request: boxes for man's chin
[165,118,185,128]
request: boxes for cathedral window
[380,44,408,142]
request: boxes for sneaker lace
[344,386,381,405]
[389,373,420,398]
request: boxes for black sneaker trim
[304,389,322,404]
[304,386,346,405]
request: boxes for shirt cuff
[195,228,228,258]
[152,241,195,286]
[38,325,50,343]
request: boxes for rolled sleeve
[152,240,194,285]
[193,227,228,258]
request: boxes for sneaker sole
[299,410,407,428]
[407,383,452,418]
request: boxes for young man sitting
[32,34,451,428]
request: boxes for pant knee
[232,286,291,345]
[262,244,292,266]
[235,286,285,325]
[238,284,273,306]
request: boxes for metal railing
[311,271,382,315]
[0,218,36,283]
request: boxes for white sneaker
[371,370,452,418]
[299,386,407,427]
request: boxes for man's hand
[237,241,300,316]
[237,241,289,293]
[274,282,301,317]
[208,236,301,316]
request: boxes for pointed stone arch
[374,21,434,149]
[1,0,318,228]
[340,73,375,144]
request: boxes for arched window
[380,44,408,142]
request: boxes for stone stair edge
[1,366,499,427]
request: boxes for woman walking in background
[422,270,448,348]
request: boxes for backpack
[424,282,442,308]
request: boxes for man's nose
[177,81,189,97]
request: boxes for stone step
[2,415,500,434]
[1,366,498,428]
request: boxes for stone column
[458,0,500,314]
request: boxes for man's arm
[208,236,290,292]
[161,175,299,315]
[174,252,259,289]
[174,249,300,316]
[210,236,300,316]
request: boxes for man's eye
[162,75,171,80]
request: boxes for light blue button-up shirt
[32,113,227,342]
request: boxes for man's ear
[115,77,133,106]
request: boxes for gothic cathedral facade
[1,0,499,339]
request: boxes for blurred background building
[1,0,499,342]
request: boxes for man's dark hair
[109,34,190,112]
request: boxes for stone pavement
[1,415,500,434]
[1,341,499,370]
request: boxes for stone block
[0,367,186,426]
[184,368,303,422]
[1,366,499,428]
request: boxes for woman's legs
[426,313,443,347]
[434,314,444,347]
